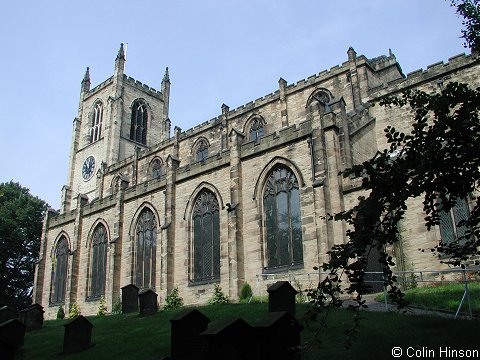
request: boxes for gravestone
[121,284,139,314]
[0,306,18,324]
[170,308,211,360]
[138,288,158,316]
[0,340,16,360]
[256,311,303,360]
[63,315,93,354]
[0,319,26,349]
[201,318,255,360]
[18,303,44,331]
[267,281,298,316]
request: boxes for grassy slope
[17,303,480,360]
[377,283,480,314]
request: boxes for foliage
[306,0,480,347]
[112,297,122,315]
[67,302,81,319]
[56,306,65,320]
[452,0,480,52]
[208,284,229,305]
[164,286,183,310]
[97,296,107,316]
[0,181,48,310]
[239,282,253,301]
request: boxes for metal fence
[252,268,479,319]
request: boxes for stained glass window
[192,190,220,282]
[249,118,265,143]
[196,140,209,162]
[51,236,69,304]
[150,158,163,178]
[89,224,108,298]
[439,197,470,246]
[130,100,148,145]
[134,209,157,289]
[263,166,303,269]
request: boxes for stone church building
[33,44,479,318]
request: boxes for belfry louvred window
[51,236,69,304]
[192,190,220,283]
[90,101,103,143]
[89,224,108,299]
[196,140,208,162]
[130,100,148,145]
[134,208,157,289]
[263,165,303,269]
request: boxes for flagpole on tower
[124,43,128,72]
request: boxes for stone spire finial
[81,67,90,92]
[163,67,170,83]
[116,43,125,60]
[347,46,357,61]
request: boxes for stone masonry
[33,44,480,318]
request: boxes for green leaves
[0,181,48,309]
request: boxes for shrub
[239,282,253,301]
[208,284,229,305]
[112,297,122,315]
[164,286,184,310]
[67,302,81,319]
[56,306,65,320]
[97,296,107,316]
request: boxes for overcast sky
[0,0,467,209]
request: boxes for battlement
[84,76,114,99]
[123,75,163,99]
[369,52,476,98]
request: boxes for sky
[0,0,467,210]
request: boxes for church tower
[61,44,171,212]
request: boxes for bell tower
[61,44,170,212]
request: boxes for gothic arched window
[90,101,103,143]
[88,224,108,299]
[439,197,470,246]
[308,90,331,113]
[134,208,157,289]
[263,166,303,269]
[150,158,163,179]
[195,140,209,162]
[130,100,148,145]
[249,118,265,143]
[51,236,69,304]
[192,190,220,283]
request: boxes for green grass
[16,303,480,360]
[377,282,480,314]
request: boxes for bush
[67,302,81,319]
[164,286,183,310]
[208,284,229,305]
[97,296,107,316]
[56,306,65,320]
[239,282,253,301]
[112,297,122,315]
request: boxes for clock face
[82,156,95,180]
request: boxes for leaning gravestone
[201,317,255,360]
[169,308,211,360]
[121,284,139,314]
[63,315,93,354]
[138,288,158,316]
[0,306,18,324]
[0,319,26,360]
[18,303,44,331]
[255,311,303,360]
[267,281,298,317]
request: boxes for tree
[0,181,48,310]
[307,0,480,346]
